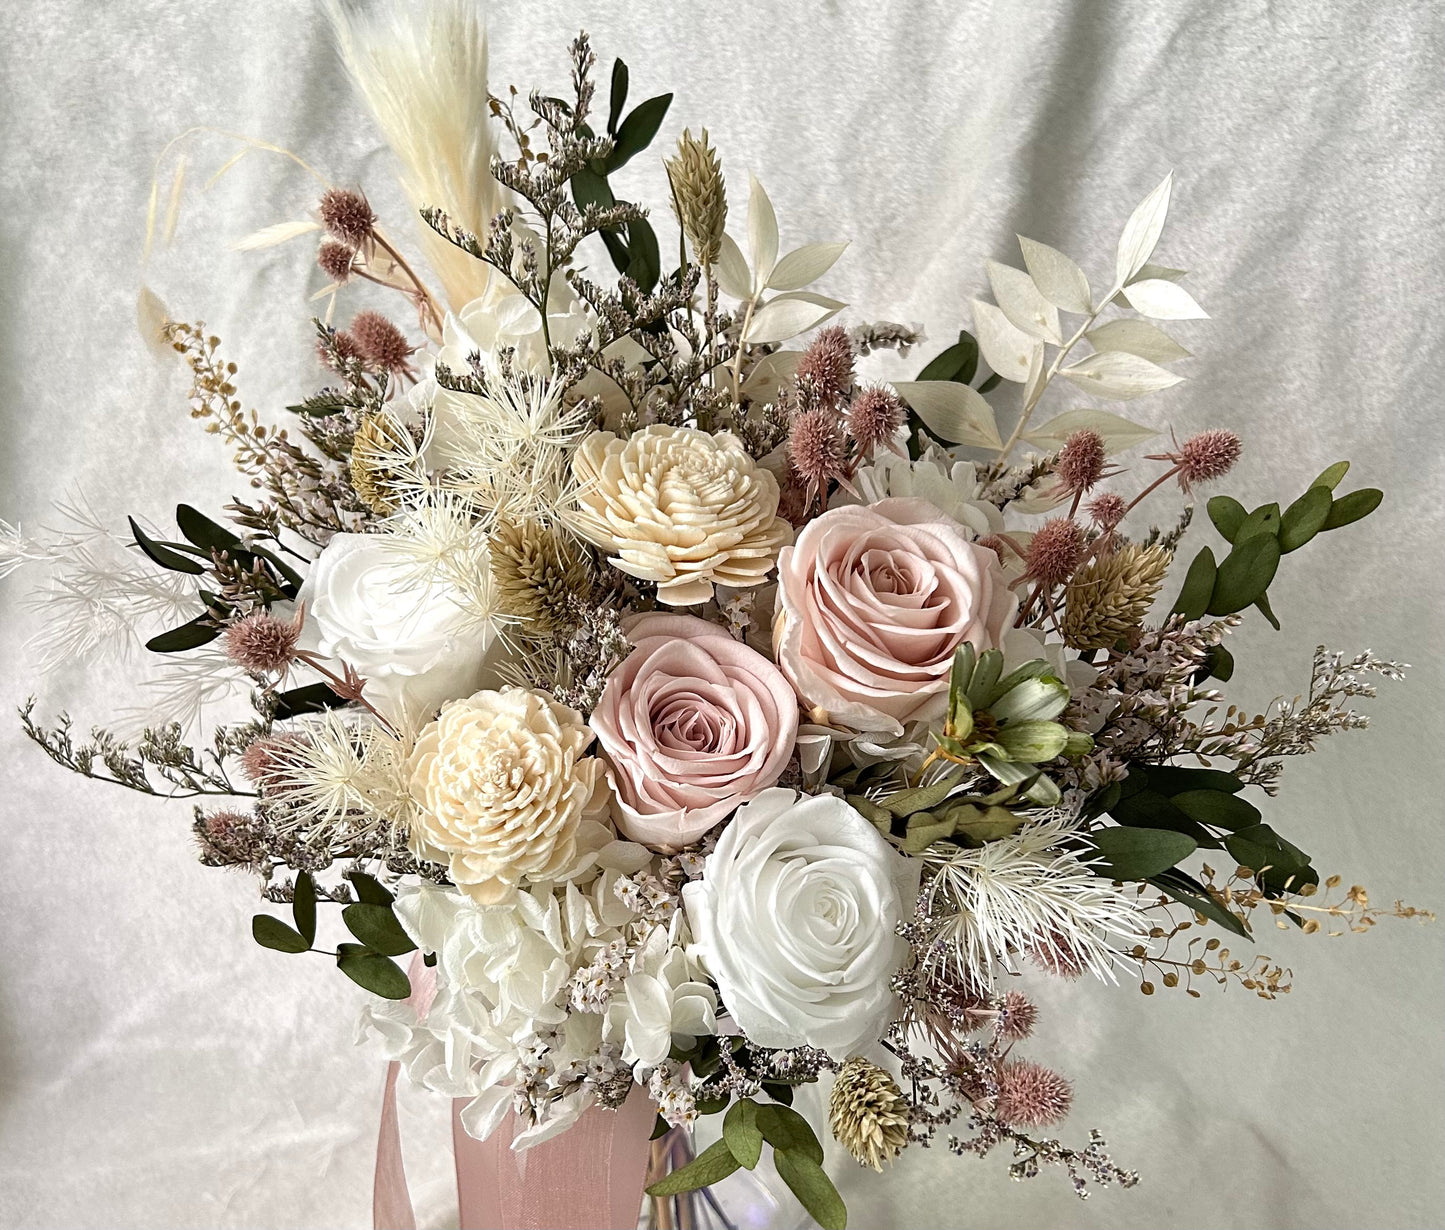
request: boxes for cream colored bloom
[570,425,792,606]
[408,687,605,903]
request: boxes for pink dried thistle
[319,187,376,247]
[224,609,302,675]
[350,311,415,376]
[239,734,304,790]
[195,808,259,864]
[321,329,365,371]
[788,407,848,497]
[1175,428,1242,490]
[317,239,356,283]
[1024,517,1086,585]
[1056,429,1109,494]
[777,458,815,528]
[795,326,854,406]
[1087,491,1128,529]
[994,1060,1073,1128]
[846,385,907,458]
[997,991,1039,1041]
[1028,932,1088,979]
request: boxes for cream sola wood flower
[407,687,608,903]
[570,425,793,606]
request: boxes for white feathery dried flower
[920,812,1149,990]
[380,493,504,630]
[264,711,413,839]
[431,364,587,528]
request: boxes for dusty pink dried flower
[317,239,356,282]
[1024,517,1086,585]
[998,990,1039,1041]
[224,610,300,674]
[788,407,847,495]
[239,734,303,789]
[777,459,815,528]
[1057,429,1108,493]
[795,326,854,405]
[1176,429,1242,490]
[320,329,364,371]
[195,808,259,865]
[995,1060,1073,1128]
[1087,491,1128,529]
[319,187,376,247]
[846,385,906,457]
[350,311,415,375]
[1028,933,1088,979]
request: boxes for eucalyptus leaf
[916,332,978,384]
[1322,488,1383,530]
[1090,826,1197,880]
[756,1104,825,1164]
[647,1139,739,1196]
[1171,546,1216,620]
[1207,496,1247,543]
[881,775,962,818]
[272,682,348,720]
[252,914,309,953]
[1139,765,1244,796]
[723,1099,763,1169]
[774,1151,847,1230]
[1309,460,1350,491]
[336,944,411,1000]
[605,93,673,172]
[1170,790,1262,832]
[342,903,416,957]
[347,871,395,906]
[1148,868,1252,938]
[606,59,628,134]
[1207,533,1281,616]
[1233,503,1281,542]
[1278,486,1332,552]
[129,517,205,575]
[292,871,317,945]
[145,616,222,654]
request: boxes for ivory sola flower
[570,425,792,606]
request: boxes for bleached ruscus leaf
[1018,237,1092,314]
[1115,172,1173,287]
[1085,318,1191,364]
[971,299,1043,383]
[1061,351,1183,400]
[1024,408,1158,453]
[892,380,1002,449]
[986,260,1062,344]
[1122,278,1209,320]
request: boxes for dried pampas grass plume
[325,0,502,311]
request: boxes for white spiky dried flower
[380,493,504,630]
[919,812,1149,990]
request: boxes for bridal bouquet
[6,5,1429,1227]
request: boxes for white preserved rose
[295,532,490,725]
[682,788,919,1056]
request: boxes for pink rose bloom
[773,498,1017,735]
[590,613,799,851]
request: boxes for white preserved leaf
[1017,236,1091,314]
[986,260,1062,344]
[892,381,1002,449]
[714,233,752,300]
[766,241,849,291]
[1024,408,1159,454]
[1061,351,1183,401]
[1122,278,1209,320]
[231,219,321,251]
[136,286,170,353]
[1021,342,1046,410]
[971,299,1043,383]
[1114,172,1173,287]
[741,348,803,398]
[744,292,844,345]
[1132,263,1186,283]
[747,175,779,291]
[1085,318,1191,363]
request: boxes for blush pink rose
[773,497,1017,735]
[590,613,800,851]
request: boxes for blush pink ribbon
[372,957,656,1230]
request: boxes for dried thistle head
[788,406,847,497]
[846,385,906,458]
[664,127,727,267]
[349,310,415,376]
[317,238,357,283]
[828,1057,911,1171]
[994,1059,1072,1128]
[1024,517,1086,585]
[1087,491,1128,529]
[795,326,854,406]
[1056,429,1108,494]
[224,609,301,674]
[319,187,376,247]
[1062,542,1172,650]
[490,519,591,636]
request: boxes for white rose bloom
[295,533,491,726]
[846,445,1005,539]
[363,834,653,1149]
[682,788,920,1056]
[604,925,717,1070]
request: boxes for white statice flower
[603,924,717,1070]
[920,811,1149,990]
[362,830,654,1149]
[844,445,1004,539]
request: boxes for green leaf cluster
[1172,460,1382,636]
[569,58,672,291]
[646,1099,846,1229]
[904,330,1001,455]
[250,872,416,1000]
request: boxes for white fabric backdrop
[1,1,1441,1227]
